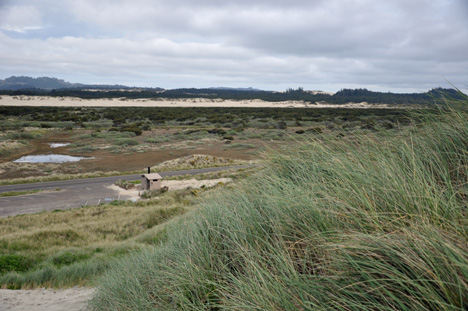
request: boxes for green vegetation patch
[224,143,256,150]
[51,251,91,268]
[113,138,139,146]
[0,254,34,274]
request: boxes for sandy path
[0,288,94,311]
[0,95,395,108]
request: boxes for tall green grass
[91,97,468,310]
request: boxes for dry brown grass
[0,185,212,285]
[0,195,191,257]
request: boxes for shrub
[140,187,168,199]
[144,136,170,144]
[225,143,255,150]
[306,126,323,134]
[114,138,139,146]
[207,128,226,135]
[115,180,135,190]
[0,255,34,274]
[70,146,97,153]
[121,124,142,136]
[381,120,395,129]
[52,251,90,267]
[7,132,35,140]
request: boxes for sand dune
[0,95,394,108]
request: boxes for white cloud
[0,5,43,32]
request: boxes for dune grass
[91,95,468,310]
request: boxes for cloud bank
[0,0,467,92]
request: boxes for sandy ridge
[0,95,396,108]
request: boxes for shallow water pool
[14,154,94,163]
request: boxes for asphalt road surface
[0,165,253,217]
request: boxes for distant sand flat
[0,95,395,108]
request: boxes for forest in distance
[0,85,464,106]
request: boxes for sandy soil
[0,95,394,108]
[108,177,232,200]
[0,287,94,311]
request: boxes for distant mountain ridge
[0,76,152,91]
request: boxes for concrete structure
[141,173,162,190]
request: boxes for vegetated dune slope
[90,96,468,310]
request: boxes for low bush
[207,128,226,135]
[225,143,255,150]
[113,138,139,146]
[52,251,91,267]
[144,136,170,144]
[0,254,34,274]
[140,187,168,199]
[115,180,135,190]
[306,126,323,133]
[6,132,36,140]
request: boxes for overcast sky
[0,0,467,92]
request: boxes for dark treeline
[0,87,464,105]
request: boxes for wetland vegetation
[0,106,411,181]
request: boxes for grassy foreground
[90,98,468,310]
[0,189,202,289]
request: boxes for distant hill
[0,76,162,91]
[0,76,465,106]
[0,76,81,90]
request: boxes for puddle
[14,154,94,163]
[49,143,70,148]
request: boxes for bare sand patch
[162,178,232,191]
[108,177,232,200]
[0,95,395,108]
[0,287,93,311]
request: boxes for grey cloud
[0,0,466,92]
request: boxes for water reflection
[14,154,94,163]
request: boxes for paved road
[0,165,253,217]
